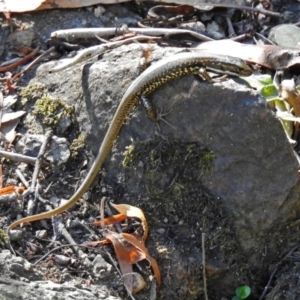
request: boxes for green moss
[33,96,73,126]
[70,133,86,158]
[20,83,46,105]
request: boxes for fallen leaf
[0,0,127,12]
[105,230,147,294]
[110,203,149,241]
[3,94,17,109]
[121,232,161,286]
[280,79,300,138]
[85,229,161,289]
[0,185,25,195]
[2,110,26,123]
[196,40,300,70]
[93,213,128,226]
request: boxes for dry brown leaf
[0,185,25,195]
[105,230,147,294]
[85,229,161,288]
[280,79,300,139]
[0,0,45,12]
[196,40,300,70]
[121,232,161,286]
[0,0,127,12]
[93,213,127,226]
[110,202,149,241]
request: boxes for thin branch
[49,35,161,73]
[0,49,39,73]
[0,149,37,164]
[13,46,56,81]
[202,233,208,300]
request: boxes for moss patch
[20,82,46,104]
[69,133,86,158]
[33,96,73,127]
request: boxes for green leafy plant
[243,74,300,142]
[231,285,251,300]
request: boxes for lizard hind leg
[197,67,227,83]
[140,95,176,130]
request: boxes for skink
[7,52,252,234]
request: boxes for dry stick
[30,131,53,190]
[50,27,214,42]
[259,244,300,300]
[13,46,55,81]
[15,169,30,188]
[49,35,161,73]
[54,216,85,257]
[0,49,39,73]
[33,243,105,265]
[225,16,235,37]
[202,233,208,300]
[0,149,37,164]
[208,4,280,17]
[25,131,53,218]
[0,57,21,67]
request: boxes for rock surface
[0,250,121,300]
[33,43,299,241]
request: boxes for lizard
[7,52,252,235]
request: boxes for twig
[15,169,30,188]
[50,27,214,42]
[55,216,85,257]
[0,57,21,67]
[31,131,53,189]
[212,4,280,17]
[259,244,300,300]
[202,233,208,300]
[0,49,39,73]
[33,243,105,265]
[22,131,52,217]
[0,149,37,164]
[49,35,161,73]
[13,46,55,81]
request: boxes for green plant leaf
[236,285,251,299]
[241,74,273,90]
[277,111,300,122]
[260,84,277,98]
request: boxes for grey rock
[22,43,300,298]
[0,250,121,300]
[16,134,70,165]
[0,276,120,300]
[9,28,35,49]
[48,136,70,165]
